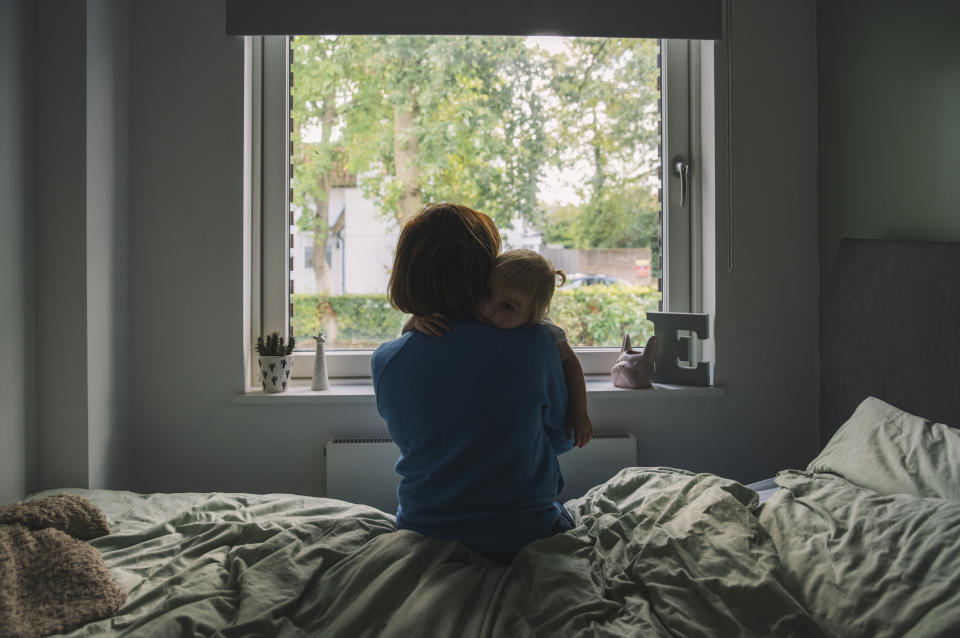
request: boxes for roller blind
[225,0,723,39]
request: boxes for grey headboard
[820,238,960,447]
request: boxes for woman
[372,203,573,562]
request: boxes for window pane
[289,35,661,351]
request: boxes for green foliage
[256,331,296,356]
[292,294,407,349]
[291,35,549,228]
[291,36,661,227]
[550,285,660,346]
[545,38,660,254]
[540,204,579,247]
[290,36,665,298]
[543,187,658,248]
[291,287,660,349]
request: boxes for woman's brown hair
[388,203,501,318]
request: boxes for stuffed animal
[611,335,658,389]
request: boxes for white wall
[342,188,398,294]
[291,187,398,296]
[116,0,819,496]
[0,0,35,503]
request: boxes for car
[563,273,629,288]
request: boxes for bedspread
[44,468,825,637]
[760,471,960,637]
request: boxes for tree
[291,35,663,292]
[545,38,660,251]
[292,35,550,291]
[340,35,548,228]
[291,36,360,292]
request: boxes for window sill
[234,376,725,405]
[236,378,378,404]
[286,347,628,378]
[582,375,725,399]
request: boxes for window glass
[288,35,662,351]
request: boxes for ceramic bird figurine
[611,335,658,389]
[311,332,329,391]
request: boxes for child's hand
[565,409,594,448]
[408,313,450,337]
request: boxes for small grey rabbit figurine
[611,335,659,389]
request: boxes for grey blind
[225,0,723,39]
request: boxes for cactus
[256,331,296,356]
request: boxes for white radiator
[325,433,638,514]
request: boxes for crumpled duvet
[759,397,960,637]
[46,468,826,638]
[761,470,960,637]
[38,396,960,638]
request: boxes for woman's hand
[406,313,451,337]
[565,409,594,448]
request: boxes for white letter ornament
[646,312,711,386]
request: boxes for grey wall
[121,0,819,495]
[818,1,960,277]
[27,0,133,494]
[86,0,131,489]
[0,0,36,503]
[35,0,90,490]
[14,0,957,499]
[4,0,821,500]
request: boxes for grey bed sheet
[40,439,960,637]
[42,469,824,638]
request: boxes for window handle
[673,157,690,208]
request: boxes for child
[404,248,594,448]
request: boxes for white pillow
[807,396,960,500]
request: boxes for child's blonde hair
[488,249,566,325]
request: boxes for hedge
[292,293,406,349]
[292,285,660,350]
[550,285,660,346]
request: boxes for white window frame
[246,36,703,385]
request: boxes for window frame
[247,35,703,385]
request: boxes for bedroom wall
[0,0,36,503]
[28,0,133,494]
[121,0,819,495]
[85,0,131,490]
[818,1,960,276]
[34,0,90,491]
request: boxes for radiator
[325,433,638,514]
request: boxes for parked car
[563,273,629,288]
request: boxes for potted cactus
[256,331,296,393]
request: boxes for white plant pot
[258,355,292,393]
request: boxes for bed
[7,239,960,637]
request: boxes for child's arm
[557,340,593,448]
[402,313,450,337]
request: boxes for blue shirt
[372,320,571,555]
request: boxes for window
[303,245,313,272]
[249,36,703,381]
